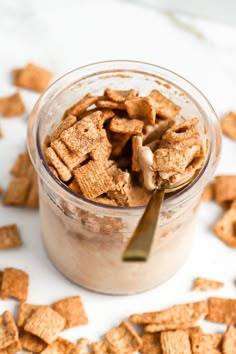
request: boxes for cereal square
[105,321,142,353]
[73,160,114,199]
[13,63,53,93]
[24,306,66,344]
[0,340,22,354]
[221,112,236,140]
[109,117,144,135]
[0,311,18,350]
[19,331,47,353]
[0,224,22,250]
[96,99,126,110]
[0,92,25,118]
[207,297,236,324]
[3,177,31,206]
[40,337,77,354]
[1,268,28,301]
[44,147,72,182]
[214,176,236,204]
[125,96,156,125]
[61,111,103,155]
[213,208,236,247]
[192,277,224,291]
[149,89,181,120]
[140,333,162,354]
[222,326,236,354]
[190,327,222,353]
[104,88,138,102]
[92,341,117,354]
[17,303,43,328]
[50,115,77,142]
[51,139,85,170]
[90,129,112,161]
[65,93,98,117]
[52,296,88,329]
[10,153,31,177]
[160,330,192,354]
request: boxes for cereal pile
[43,88,205,207]
[0,63,236,353]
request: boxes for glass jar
[27,61,221,295]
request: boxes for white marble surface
[0,0,236,349]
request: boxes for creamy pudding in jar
[28,61,221,294]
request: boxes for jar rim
[27,60,221,216]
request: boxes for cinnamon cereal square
[105,321,142,353]
[109,117,144,135]
[40,337,77,354]
[140,333,162,354]
[3,177,31,206]
[207,297,236,324]
[149,89,181,120]
[214,176,236,204]
[1,268,28,301]
[192,277,224,291]
[92,341,117,354]
[104,88,138,102]
[160,330,192,354]
[65,93,98,117]
[213,208,236,247]
[13,63,53,93]
[19,331,47,353]
[221,112,236,140]
[0,224,22,250]
[125,97,156,125]
[51,139,85,170]
[0,92,26,118]
[24,306,66,344]
[0,311,18,350]
[73,160,114,199]
[50,115,77,142]
[52,296,88,329]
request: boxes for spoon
[122,176,195,262]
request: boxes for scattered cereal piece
[140,333,162,354]
[109,117,144,135]
[214,176,236,205]
[52,296,88,330]
[0,340,22,354]
[24,306,66,344]
[51,139,86,170]
[26,175,39,208]
[65,93,98,117]
[149,89,181,120]
[13,63,53,93]
[3,177,31,206]
[76,338,89,353]
[40,337,77,354]
[19,331,47,353]
[0,92,26,118]
[105,88,138,102]
[162,118,199,142]
[190,326,222,353]
[192,277,224,291]
[207,297,236,324]
[105,321,142,353]
[221,112,236,140]
[50,115,77,142]
[92,341,117,354]
[0,224,22,250]
[130,301,208,329]
[73,160,114,199]
[160,330,192,354]
[202,183,214,201]
[61,111,103,155]
[0,311,18,350]
[1,267,28,301]
[96,99,126,110]
[17,303,43,328]
[213,208,236,248]
[90,129,112,161]
[222,326,236,354]
[10,153,31,177]
[125,97,156,125]
[44,147,72,182]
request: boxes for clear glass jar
[27,61,221,295]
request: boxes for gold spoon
[122,176,195,262]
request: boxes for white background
[0,0,236,349]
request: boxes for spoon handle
[122,188,165,262]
